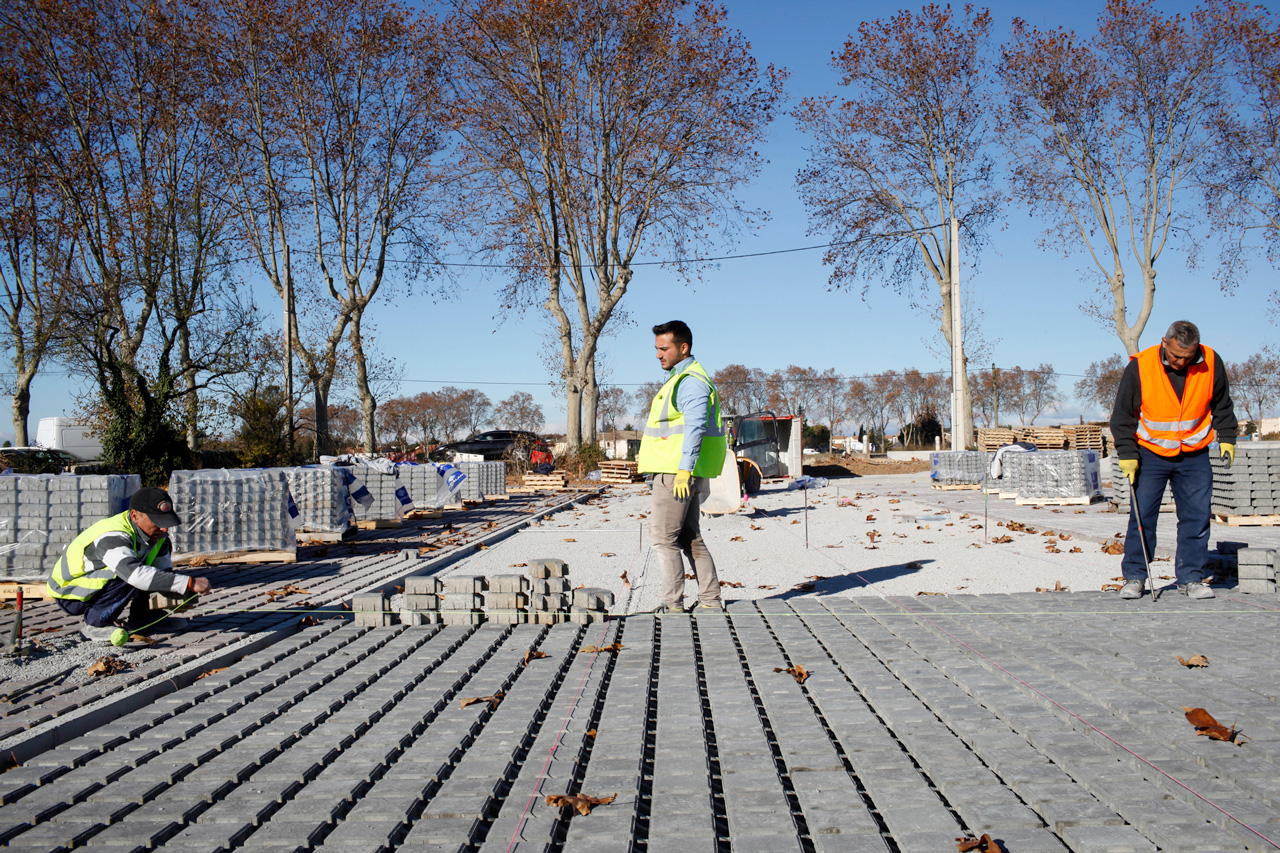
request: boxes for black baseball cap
[130,487,182,527]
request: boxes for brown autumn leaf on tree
[523,649,548,666]
[1183,707,1248,745]
[956,833,1000,853]
[1176,655,1209,668]
[774,665,809,684]
[460,694,504,710]
[545,792,618,816]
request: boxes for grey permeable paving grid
[3,594,1279,852]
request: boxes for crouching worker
[46,487,212,642]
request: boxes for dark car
[430,430,553,465]
[0,447,86,474]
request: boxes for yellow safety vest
[46,511,166,601]
[637,359,727,478]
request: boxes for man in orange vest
[1110,320,1237,600]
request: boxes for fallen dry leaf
[1183,706,1247,744]
[1101,583,1124,592]
[620,571,630,589]
[563,538,576,542]
[790,519,801,525]
[298,616,319,627]
[792,582,816,592]
[1176,654,1209,668]
[460,694,504,710]
[956,833,1000,853]
[87,657,130,677]
[1069,547,1082,553]
[867,530,879,543]
[756,584,776,590]
[545,792,618,816]
[774,664,809,684]
[185,556,210,568]
[916,591,944,596]
[586,729,597,738]
[750,524,763,530]
[991,535,1013,544]
[721,580,745,588]
[523,649,548,666]
[195,667,227,680]
[730,536,744,542]
[865,514,876,522]
[265,584,309,602]
[888,498,900,504]
[1059,533,1072,541]
[129,633,157,645]
[970,524,984,530]
[580,643,624,655]
[1101,539,1125,555]
[509,562,528,568]
[1036,581,1069,593]
[805,575,829,581]
[685,572,696,580]
[600,552,616,557]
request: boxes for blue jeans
[54,577,143,627]
[1122,446,1212,585]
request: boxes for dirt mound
[803,454,929,478]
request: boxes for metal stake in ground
[804,485,809,549]
[1128,493,1158,602]
[6,587,22,659]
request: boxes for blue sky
[15,0,1278,442]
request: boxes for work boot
[1119,579,1145,600]
[1181,581,1216,600]
[80,623,119,643]
[695,601,724,611]
[650,603,685,615]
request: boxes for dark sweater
[1110,346,1238,460]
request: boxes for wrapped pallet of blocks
[345,462,412,524]
[168,469,298,562]
[1010,450,1101,505]
[0,473,140,578]
[929,451,991,488]
[455,461,507,501]
[1236,548,1277,595]
[1211,442,1280,521]
[280,466,352,534]
[395,462,465,511]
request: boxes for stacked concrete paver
[1011,449,1101,501]
[484,573,529,624]
[280,466,351,533]
[456,460,506,500]
[400,575,442,624]
[395,462,462,510]
[441,574,487,625]
[929,451,990,486]
[344,462,411,523]
[0,474,139,578]
[1236,547,1277,595]
[1110,467,1175,508]
[168,469,295,558]
[1212,442,1280,518]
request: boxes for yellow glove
[673,470,692,500]
[1220,443,1234,467]
[1117,458,1138,485]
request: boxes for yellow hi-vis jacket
[637,359,727,478]
[47,511,183,602]
[1134,344,1217,457]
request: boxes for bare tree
[766,365,821,419]
[1013,363,1062,425]
[1229,349,1280,430]
[1000,0,1233,355]
[713,364,770,416]
[812,368,850,444]
[596,386,631,437]
[494,391,545,434]
[450,0,784,450]
[633,381,664,424]
[846,372,900,444]
[1074,353,1129,414]
[794,4,998,451]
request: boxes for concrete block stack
[394,463,460,511]
[399,575,441,625]
[484,574,529,624]
[280,466,352,533]
[455,461,507,500]
[441,574,487,625]
[529,559,572,625]
[1011,450,1101,502]
[168,469,296,559]
[346,463,411,523]
[1236,548,1277,596]
[1211,442,1280,518]
[353,592,393,627]
[1109,468,1174,509]
[0,473,140,577]
[570,587,614,625]
[928,451,991,486]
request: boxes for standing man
[47,487,212,641]
[638,320,727,614]
[1110,320,1237,600]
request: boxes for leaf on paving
[1045,544,1061,553]
[129,633,157,645]
[922,540,934,544]
[969,543,982,548]
[460,693,504,710]
[586,729,597,738]
[523,649,548,666]
[1183,706,1247,744]
[620,571,630,589]
[866,514,876,522]
[756,584,776,590]
[721,580,745,588]
[790,519,801,525]
[1036,581,1069,593]
[298,616,319,627]
[265,584,309,602]
[1075,509,1087,514]
[888,498,900,504]
[773,664,809,684]
[730,536,744,542]
[1101,583,1124,592]
[579,643,624,655]
[867,530,879,543]
[1058,533,1072,540]
[916,591,944,596]
[477,543,490,550]
[991,535,1013,544]
[1158,574,1173,580]
[600,552,616,557]
[905,561,922,570]
[686,573,697,580]
[956,833,1000,853]
[751,524,763,530]
[1101,539,1125,555]
[544,792,618,816]
[563,538,576,542]
[955,585,967,590]
[87,657,130,677]
[970,524,984,529]
[805,575,829,581]
[1176,655,1209,668]
[185,556,210,568]
[824,544,843,549]
[1042,530,1056,537]
[508,562,528,568]
[1069,547,1082,553]
[196,667,227,680]
[959,513,971,520]
[792,582,816,592]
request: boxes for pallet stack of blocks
[929,451,991,486]
[280,466,352,533]
[454,461,507,501]
[346,463,408,523]
[1211,443,1280,519]
[1110,469,1175,509]
[1009,450,1101,501]
[0,474,140,577]
[1236,548,1277,596]
[394,463,458,511]
[168,469,296,558]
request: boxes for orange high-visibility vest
[1133,343,1217,457]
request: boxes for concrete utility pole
[949,217,965,451]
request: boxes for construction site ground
[2,475,1278,852]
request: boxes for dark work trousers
[1121,446,1213,585]
[54,577,143,627]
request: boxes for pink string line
[779,508,1280,850]
[503,527,646,853]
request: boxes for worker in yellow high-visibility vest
[637,320,728,614]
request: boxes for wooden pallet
[296,527,355,543]
[356,518,402,530]
[1061,424,1105,451]
[1214,513,1280,527]
[174,549,297,566]
[977,428,1017,451]
[931,483,981,490]
[1016,427,1068,449]
[506,486,546,494]
[0,582,52,602]
[1015,494,1099,506]
[403,508,444,520]
[523,476,567,489]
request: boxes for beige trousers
[650,472,721,607]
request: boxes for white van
[36,417,104,462]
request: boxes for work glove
[1220,443,1235,467]
[673,470,692,500]
[1117,458,1139,485]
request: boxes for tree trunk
[564,376,582,450]
[582,359,599,447]
[11,377,31,447]
[179,323,199,451]
[349,314,377,453]
[312,379,333,459]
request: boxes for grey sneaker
[650,603,686,615]
[80,623,119,643]
[1119,579,1145,600]
[1181,581,1215,600]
